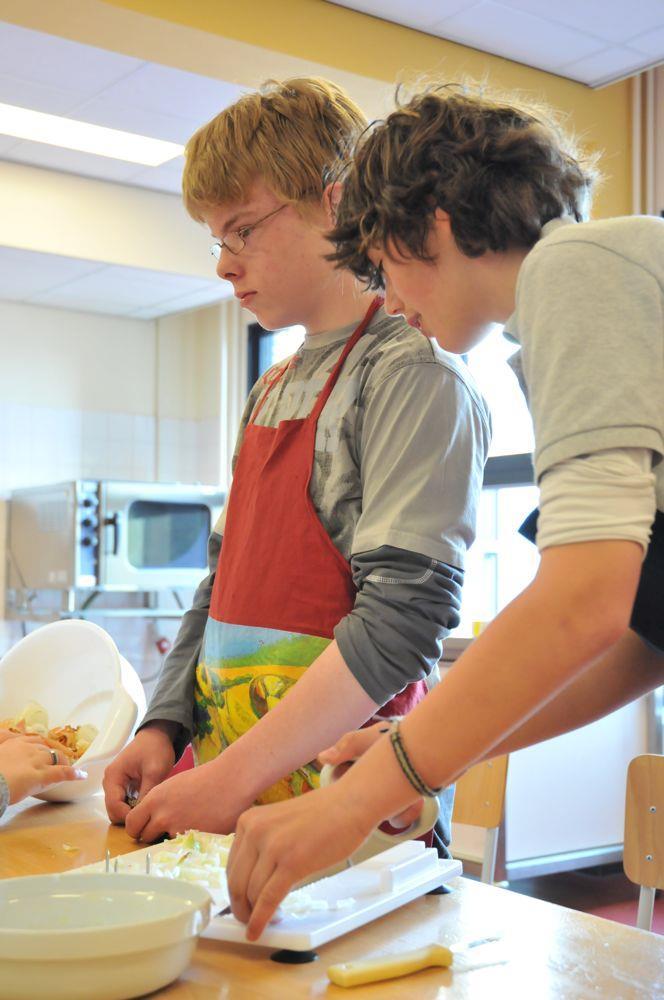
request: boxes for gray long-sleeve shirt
[142,536,464,754]
[140,530,221,758]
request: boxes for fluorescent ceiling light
[0,102,184,166]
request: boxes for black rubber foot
[427,882,454,895]
[270,948,319,964]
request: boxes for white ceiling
[332,0,664,87]
[0,21,245,318]
[0,246,231,320]
[0,9,660,319]
[0,20,247,194]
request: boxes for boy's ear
[322,182,343,225]
[433,208,451,226]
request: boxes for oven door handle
[103,512,121,556]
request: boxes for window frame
[483,453,534,488]
[247,321,268,392]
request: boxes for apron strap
[309,296,382,424]
[250,359,293,424]
[249,295,382,427]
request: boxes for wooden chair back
[451,755,509,884]
[624,753,664,929]
[453,755,509,830]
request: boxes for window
[453,328,539,635]
[248,323,305,390]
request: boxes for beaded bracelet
[389,720,442,798]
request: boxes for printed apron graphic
[192,297,428,804]
[194,624,329,802]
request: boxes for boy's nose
[216,246,240,281]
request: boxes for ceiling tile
[29,289,136,316]
[0,21,143,94]
[125,156,185,195]
[333,1,664,84]
[0,246,227,318]
[629,26,664,58]
[501,0,664,47]
[0,134,19,156]
[331,1,476,31]
[32,264,217,312]
[3,141,145,184]
[65,97,194,144]
[0,72,84,116]
[92,63,246,124]
[129,281,233,319]
[559,46,652,86]
[0,246,102,299]
[433,2,604,72]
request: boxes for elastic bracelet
[389,720,442,798]
[0,773,9,818]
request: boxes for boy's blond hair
[183,78,367,220]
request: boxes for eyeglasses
[210,204,287,260]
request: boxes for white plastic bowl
[0,620,146,801]
[0,872,211,1000]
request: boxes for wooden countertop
[2,795,663,999]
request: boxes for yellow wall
[106,0,632,219]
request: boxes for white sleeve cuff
[537,447,657,556]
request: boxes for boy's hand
[124,753,254,842]
[318,720,392,768]
[318,720,424,830]
[227,783,374,941]
[103,722,176,824]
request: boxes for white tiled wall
[0,404,221,496]
[0,297,244,708]
[157,416,220,486]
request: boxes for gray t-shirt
[220,307,490,567]
[505,215,664,512]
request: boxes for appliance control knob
[81,517,96,529]
[81,496,99,508]
[80,536,94,547]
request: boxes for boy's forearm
[218,640,380,803]
[332,540,645,828]
[398,540,642,789]
[488,628,664,757]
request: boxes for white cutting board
[73,840,462,951]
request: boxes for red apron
[193,298,428,802]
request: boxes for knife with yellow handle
[327,942,453,988]
[327,936,500,988]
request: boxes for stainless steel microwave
[6,480,225,592]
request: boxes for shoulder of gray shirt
[351,311,491,431]
[245,310,491,433]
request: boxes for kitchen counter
[2,795,663,999]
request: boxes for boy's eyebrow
[216,207,254,236]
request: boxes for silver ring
[48,748,58,765]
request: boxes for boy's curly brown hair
[329,83,600,287]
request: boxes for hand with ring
[0,731,87,807]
